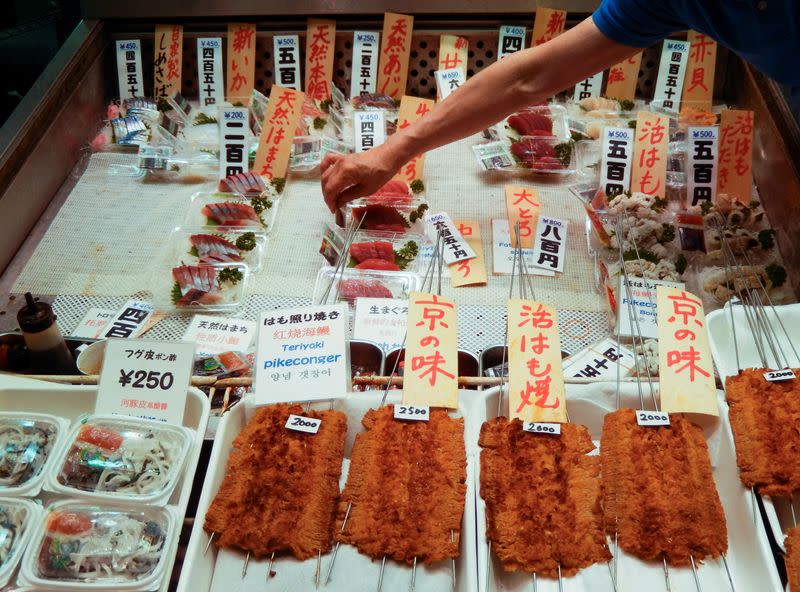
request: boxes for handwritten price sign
[394,404,430,421]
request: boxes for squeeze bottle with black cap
[17,292,76,374]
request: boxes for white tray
[0,375,210,592]
[179,391,479,592]
[469,384,782,591]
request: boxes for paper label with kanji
[504,185,540,248]
[252,85,305,181]
[354,111,387,152]
[531,7,566,47]
[394,95,435,182]
[450,220,487,287]
[656,286,718,416]
[351,31,380,98]
[197,38,223,108]
[101,300,154,339]
[600,127,634,197]
[507,299,567,423]
[631,111,669,197]
[531,216,568,273]
[687,126,718,207]
[491,219,555,277]
[183,314,256,356]
[403,292,458,409]
[562,337,635,379]
[305,19,336,100]
[226,23,256,104]
[424,212,476,265]
[497,25,526,59]
[617,276,684,339]
[718,109,754,204]
[682,31,717,112]
[377,13,414,99]
[652,39,690,114]
[604,52,642,102]
[573,71,603,102]
[115,40,143,99]
[352,297,408,352]
[218,107,250,181]
[273,35,302,91]
[438,35,468,78]
[435,68,465,101]
[154,25,183,102]
[71,308,116,339]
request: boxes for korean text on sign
[604,52,642,102]
[504,185,540,249]
[377,13,414,99]
[682,31,717,111]
[226,23,256,103]
[252,85,305,181]
[394,96,434,182]
[657,286,718,416]
[507,300,567,423]
[154,25,183,101]
[115,40,143,99]
[718,109,754,204]
[305,19,336,100]
[687,126,718,206]
[600,127,634,197]
[351,31,380,98]
[403,292,458,408]
[631,112,669,197]
[197,38,223,107]
[531,7,566,47]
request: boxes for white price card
[573,71,603,102]
[354,111,386,152]
[652,39,690,114]
[218,107,250,181]
[183,314,257,356]
[101,300,153,339]
[617,277,685,339]
[115,39,143,99]
[96,338,195,424]
[562,337,636,379]
[687,126,719,207]
[491,219,555,276]
[394,404,430,421]
[273,35,302,90]
[255,304,350,405]
[497,25,525,59]
[424,212,476,265]
[531,216,569,273]
[352,297,408,352]
[285,414,322,434]
[764,369,797,382]
[523,422,562,435]
[351,31,380,99]
[197,37,224,107]
[71,308,116,339]
[635,410,670,427]
[600,127,634,197]
[435,68,465,100]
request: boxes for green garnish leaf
[659,223,676,244]
[675,254,687,275]
[251,196,273,215]
[171,282,182,305]
[189,246,198,257]
[313,116,327,130]
[169,163,180,172]
[271,177,286,194]
[554,141,573,166]
[218,267,243,286]
[235,232,257,251]
[619,99,635,112]
[652,196,669,213]
[627,120,637,129]
[393,240,419,270]
[766,263,787,288]
[193,112,218,126]
[622,248,661,264]
[758,229,776,250]
[409,179,425,194]
[700,201,714,216]
[408,203,429,224]
[319,99,333,113]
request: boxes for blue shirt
[592,0,800,85]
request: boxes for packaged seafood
[509,135,579,175]
[313,267,420,306]
[154,262,249,313]
[0,413,68,497]
[0,498,40,588]
[19,500,174,590]
[345,233,422,272]
[167,227,267,273]
[290,136,353,171]
[46,416,192,506]
[342,197,429,235]
[503,104,570,142]
[185,192,279,233]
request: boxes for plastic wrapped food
[343,198,429,235]
[50,418,191,504]
[504,104,570,142]
[23,502,171,587]
[509,136,575,174]
[313,267,420,306]
[0,498,39,587]
[168,227,267,273]
[167,262,249,312]
[186,191,279,233]
[0,414,64,495]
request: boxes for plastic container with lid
[508,135,581,175]
[166,226,267,273]
[339,230,426,273]
[184,191,279,234]
[45,416,193,506]
[313,266,421,307]
[0,497,41,588]
[342,196,429,236]
[0,412,68,497]
[19,499,174,590]
[504,104,570,142]
[154,261,250,313]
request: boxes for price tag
[631,111,669,197]
[138,145,171,172]
[718,109,754,204]
[600,127,634,197]
[226,23,256,104]
[154,24,183,102]
[285,414,322,434]
[450,219,488,288]
[354,111,387,152]
[473,141,515,171]
[764,369,797,382]
[531,7,566,47]
[115,40,143,99]
[573,71,603,102]
[497,25,525,59]
[394,96,435,182]
[435,68,465,101]
[562,338,636,379]
[617,276,684,339]
[71,308,116,339]
[635,410,670,427]
[183,314,256,356]
[351,31,380,98]
[438,35,468,78]
[218,107,250,181]
[652,39,690,114]
[353,297,407,352]
[305,19,336,100]
[197,37,224,108]
[604,52,642,102]
[504,185,540,248]
[687,126,718,207]
[96,338,194,424]
[394,404,430,421]
[531,216,568,273]
[253,85,305,181]
[101,300,153,339]
[377,12,414,99]
[682,31,717,112]
[523,422,562,435]
[274,35,302,90]
[424,212,477,265]
[490,218,554,277]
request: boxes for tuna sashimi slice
[354,259,400,271]
[190,234,242,263]
[352,204,408,233]
[339,279,393,301]
[349,241,395,263]
[201,202,262,227]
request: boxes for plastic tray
[179,391,478,592]
[0,498,41,588]
[155,261,250,314]
[185,191,279,234]
[465,383,782,591]
[503,104,570,143]
[0,412,69,497]
[313,266,421,307]
[167,226,268,273]
[0,375,210,592]
[341,230,426,273]
[342,197,429,236]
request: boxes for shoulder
[593,0,689,48]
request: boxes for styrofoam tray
[179,391,478,592]
[0,375,210,592]
[467,383,782,591]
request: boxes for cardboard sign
[197,37,224,107]
[115,40,143,99]
[617,276,684,339]
[352,297,408,352]
[253,85,305,181]
[657,286,718,416]
[255,304,349,405]
[504,185,540,248]
[226,23,256,104]
[498,25,526,59]
[604,52,642,102]
[573,71,603,102]
[435,68,465,101]
[438,35,469,78]
[395,96,435,182]
[718,109,754,204]
[154,25,183,102]
[491,219,555,277]
[274,35,302,91]
[631,111,669,197]
[450,220,487,287]
[507,299,567,423]
[351,31,380,98]
[354,110,387,152]
[403,292,458,409]
[377,12,414,99]
[218,107,250,180]
[96,338,194,424]
[71,308,116,339]
[600,127,634,197]
[101,300,154,339]
[652,39,690,114]
[562,337,635,379]
[305,19,336,100]
[531,216,568,273]
[425,212,477,265]
[182,314,256,356]
[687,126,718,207]
[682,30,717,112]
[531,7,566,47]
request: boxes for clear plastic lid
[313,266,420,307]
[154,261,248,313]
[503,104,570,142]
[0,498,40,588]
[0,414,66,496]
[341,231,425,273]
[509,135,578,175]
[48,417,192,505]
[21,500,172,589]
[342,197,429,236]
[185,191,278,233]
[290,136,353,171]
[167,226,267,273]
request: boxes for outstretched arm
[321,16,639,211]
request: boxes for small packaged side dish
[0,498,40,588]
[0,413,67,497]
[342,197,429,235]
[185,191,278,234]
[46,417,192,506]
[313,267,420,306]
[157,262,249,313]
[167,227,267,273]
[20,500,173,590]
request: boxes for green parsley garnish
[171,282,182,305]
[410,179,425,194]
[313,116,327,130]
[700,201,714,216]
[652,196,669,213]
[235,232,257,251]
[394,240,419,270]
[766,263,787,288]
[193,112,218,126]
[622,248,661,264]
[218,267,243,286]
[659,223,676,244]
[271,177,286,194]
[169,163,181,172]
[408,203,429,224]
[619,99,635,112]
[319,99,333,113]
[627,120,637,129]
[554,141,573,166]
[675,254,687,275]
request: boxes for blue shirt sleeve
[592,0,689,48]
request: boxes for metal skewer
[450,529,457,591]
[316,550,322,589]
[410,556,417,591]
[377,556,386,592]
[267,551,275,578]
[662,554,671,592]
[204,531,216,555]
[324,501,352,584]
[690,555,703,591]
[242,551,250,578]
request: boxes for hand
[320,147,399,213]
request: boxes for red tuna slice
[339,279,393,301]
[352,204,408,233]
[172,265,222,305]
[218,172,268,195]
[508,111,553,136]
[302,96,324,118]
[367,180,413,205]
[201,202,262,227]
[349,241,395,263]
[190,234,242,263]
[351,93,396,110]
[354,259,400,271]
[531,156,566,171]
[511,139,556,164]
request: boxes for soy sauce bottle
[17,292,77,374]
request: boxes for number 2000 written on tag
[285,414,322,434]
[764,369,796,382]
[635,410,670,427]
[523,422,561,435]
[394,404,430,421]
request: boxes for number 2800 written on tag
[635,410,670,427]
[285,414,322,434]
[394,404,430,421]
[523,422,561,435]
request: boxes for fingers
[320,152,342,175]
[322,160,355,213]
[335,184,368,211]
